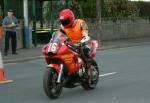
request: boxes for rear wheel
[81,60,99,90]
[43,68,63,99]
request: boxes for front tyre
[81,60,99,90]
[43,68,63,99]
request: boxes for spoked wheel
[81,60,99,90]
[43,68,63,99]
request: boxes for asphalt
[1,45,150,103]
[2,37,150,64]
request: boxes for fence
[87,17,150,42]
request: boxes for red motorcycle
[42,31,99,99]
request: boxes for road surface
[0,45,150,103]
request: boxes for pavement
[2,37,150,64]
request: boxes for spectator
[2,9,18,56]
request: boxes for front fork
[57,64,63,83]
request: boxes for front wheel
[81,60,99,90]
[43,68,63,99]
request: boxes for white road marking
[99,72,117,77]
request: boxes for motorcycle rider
[59,9,91,61]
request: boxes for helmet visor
[60,18,70,27]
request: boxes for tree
[136,1,150,17]
[79,0,97,18]
[103,0,139,18]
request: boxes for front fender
[47,64,61,73]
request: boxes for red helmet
[59,9,75,28]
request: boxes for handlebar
[66,43,79,52]
[64,38,85,53]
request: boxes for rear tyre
[81,60,99,90]
[43,68,63,99]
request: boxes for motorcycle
[42,31,99,99]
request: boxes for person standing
[2,9,18,56]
